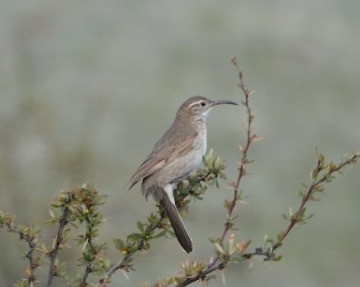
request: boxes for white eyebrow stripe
[188,100,203,108]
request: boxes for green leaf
[152,230,167,239]
[214,242,225,255]
[137,221,145,233]
[127,233,143,241]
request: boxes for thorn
[251,135,263,143]
[248,90,256,96]
[121,269,129,280]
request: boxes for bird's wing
[128,129,194,188]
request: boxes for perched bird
[129,96,237,252]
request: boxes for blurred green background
[1,1,359,286]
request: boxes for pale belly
[157,132,207,185]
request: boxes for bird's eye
[200,101,206,106]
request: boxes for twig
[220,57,255,243]
[97,213,165,286]
[4,221,38,286]
[80,217,96,286]
[46,194,71,287]
[176,258,225,287]
[81,268,92,287]
[271,152,360,251]
[24,233,38,287]
[236,152,360,262]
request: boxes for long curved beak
[212,99,238,106]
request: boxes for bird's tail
[160,194,193,253]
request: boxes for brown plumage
[129,96,237,253]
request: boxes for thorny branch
[97,213,166,286]
[80,216,97,286]
[220,57,257,243]
[271,151,360,252]
[46,193,71,287]
[2,218,39,287]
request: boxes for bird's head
[177,96,238,122]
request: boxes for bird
[128,96,237,253]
